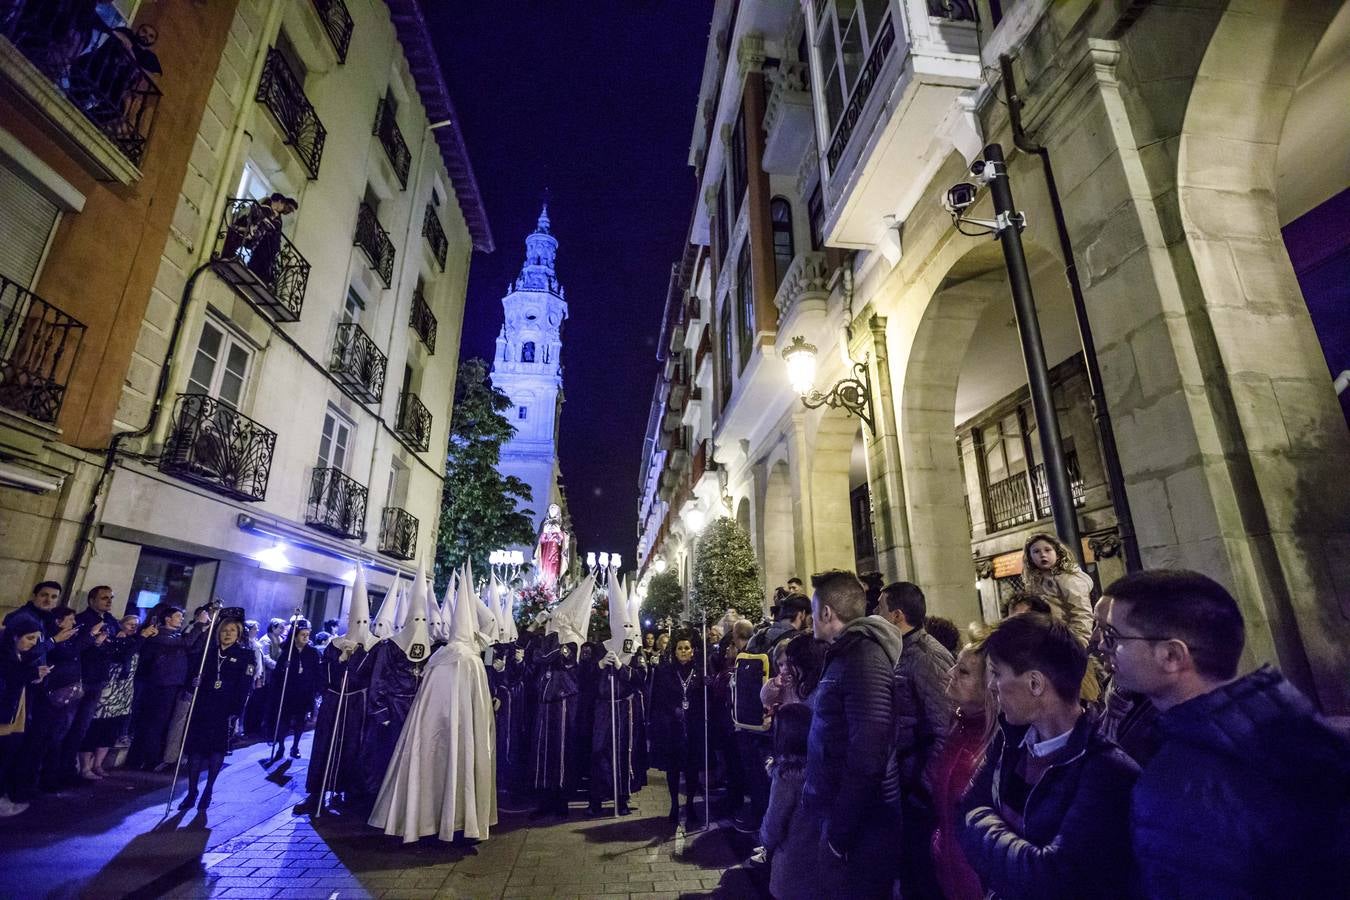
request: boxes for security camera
[945,182,979,214]
[969,158,997,185]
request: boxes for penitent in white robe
[367,642,498,842]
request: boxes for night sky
[427,3,711,564]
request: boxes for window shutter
[0,160,60,288]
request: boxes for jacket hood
[839,615,904,666]
[1159,665,1350,788]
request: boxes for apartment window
[735,243,753,371]
[342,286,363,325]
[521,341,535,363]
[771,197,795,288]
[0,159,61,288]
[714,182,729,269]
[275,30,307,85]
[363,183,381,216]
[719,301,733,405]
[518,406,528,420]
[317,408,353,472]
[235,161,272,202]
[808,184,825,251]
[386,458,409,507]
[813,0,893,138]
[729,109,748,206]
[186,320,251,407]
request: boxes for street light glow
[784,335,819,395]
[653,556,667,574]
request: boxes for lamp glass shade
[653,557,667,574]
[611,553,622,569]
[686,508,706,533]
[598,552,610,568]
[784,336,819,395]
[586,551,597,569]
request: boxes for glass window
[386,459,409,508]
[521,341,536,363]
[342,286,363,325]
[186,320,251,408]
[814,0,894,139]
[736,243,753,371]
[714,182,729,268]
[808,185,825,250]
[730,110,748,207]
[235,161,272,201]
[518,406,528,420]
[719,301,733,405]
[318,409,353,471]
[771,197,795,288]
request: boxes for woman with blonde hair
[1020,532,1094,643]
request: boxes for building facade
[492,206,567,540]
[0,0,492,629]
[636,0,1350,715]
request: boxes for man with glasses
[1088,595,1158,765]
[1103,569,1350,899]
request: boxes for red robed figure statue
[533,503,569,590]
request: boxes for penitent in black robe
[589,656,649,806]
[530,632,581,791]
[359,640,427,797]
[489,641,527,791]
[305,643,372,797]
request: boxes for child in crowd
[760,703,813,900]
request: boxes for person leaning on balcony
[1020,533,1095,645]
[220,193,297,284]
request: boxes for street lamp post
[783,336,876,433]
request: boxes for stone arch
[1178,0,1350,711]
[762,458,795,592]
[735,496,751,534]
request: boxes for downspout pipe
[999,53,1142,573]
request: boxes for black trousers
[128,683,177,768]
[736,731,771,823]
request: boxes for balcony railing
[422,203,448,271]
[773,251,831,321]
[256,47,326,179]
[986,452,1085,532]
[0,278,85,424]
[394,391,431,452]
[329,322,386,404]
[2,2,162,166]
[826,15,896,172]
[310,0,353,63]
[306,467,367,539]
[377,506,418,560]
[211,198,310,322]
[408,286,437,354]
[160,394,276,501]
[373,98,410,189]
[354,202,395,288]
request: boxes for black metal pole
[984,142,1083,560]
[1000,54,1142,572]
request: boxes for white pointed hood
[394,576,411,630]
[447,562,479,647]
[371,578,400,641]
[602,574,636,665]
[347,566,374,651]
[426,576,446,642]
[496,576,519,643]
[627,578,642,648]
[392,561,432,663]
[438,572,456,641]
[547,572,595,652]
[474,587,497,651]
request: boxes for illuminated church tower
[492,205,567,536]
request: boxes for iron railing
[395,391,431,452]
[408,286,437,354]
[310,0,353,62]
[212,197,310,322]
[306,466,367,539]
[372,98,410,189]
[0,278,85,424]
[377,506,418,560]
[354,202,395,288]
[329,322,386,404]
[256,47,326,179]
[422,203,448,271]
[160,393,276,501]
[986,451,1085,532]
[826,15,895,172]
[2,2,162,165]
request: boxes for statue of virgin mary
[533,503,568,591]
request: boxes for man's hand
[140,623,159,638]
[53,624,77,643]
[195,609,211,625]
[94,629,109,646]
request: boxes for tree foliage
[641,570,685,628]
[691,517,763,619]
[435,359,536,590]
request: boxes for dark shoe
[587,802,603,816]
[617,801,633,816]
[290,746,301,759]
[197,790,212,811]
[528,803,552,821]
[732,813,760,834]
[178,792,197,811]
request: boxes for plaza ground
[0,736,764,899]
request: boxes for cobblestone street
[0,735,763,899]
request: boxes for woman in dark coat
[0,614,45,816]
[178,617,253,811]
[127,606,200,770]
[268,620,322,760]
[649,635,706,824]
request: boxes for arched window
[771,197,794,289]
[521,341,535,363]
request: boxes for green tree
[642,570,684,627]
[435,358,536,590]
[691,516,763,619]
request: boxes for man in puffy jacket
[802,569,902,898]
[1104,569,1350,899]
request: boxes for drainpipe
[999,53,1142,573]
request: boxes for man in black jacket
[1104,569,1350,899]
[959,613,1139,900]
[65,586,124,782]
[803,569,902,898]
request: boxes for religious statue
[533,503,569,591]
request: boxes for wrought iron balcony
[826,15,895,173]
[1,2,162,166]
[0,277,86,424]
[354,202,395,288]
[160,394,276,502]
[986,452,1085,532]
[310,0,353,63]
[373,98,410,189]
[306,467,368,539]
[408,286,437,354]
[377,506,418,560]
[422,203,448,271]
[211,198,310,322]
[256,47,326,179]
[330,322,386,404]
[395,391,431,452]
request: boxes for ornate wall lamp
[782,335,875,432]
